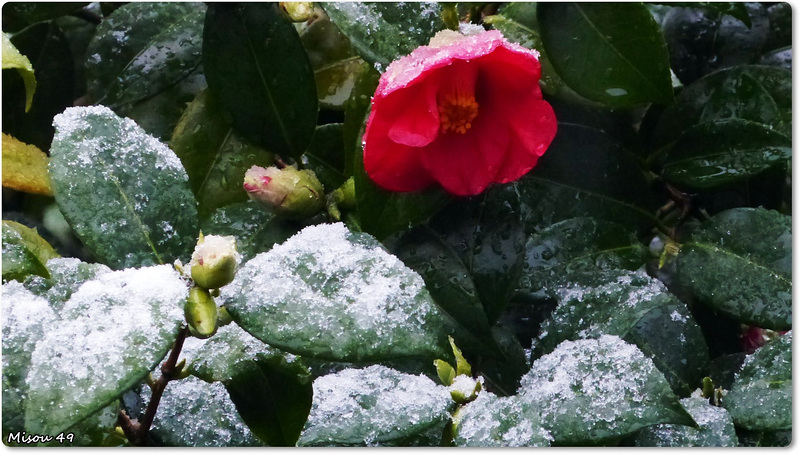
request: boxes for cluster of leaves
[2,2,791,448]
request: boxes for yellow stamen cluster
[438,93,479,135]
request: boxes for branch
[118,326,190,446]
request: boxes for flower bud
[185,286,219,339]
[448,375,482,404]
[189,233,240,290]
[243,165,325,220]
[280,2,314,22]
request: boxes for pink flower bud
[243,165,325,219]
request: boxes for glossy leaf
[453,391,553,447]
[724,332,791,431]
[514,124,659,234]
[170,89,274,216]
[221,223,451,362]
[23,265,187,435]
[389,227,500,358]
[85,2,205,109]
[659,2,752,26]
[49,106,198,270]
[298,365,453,446]
[631,397,738,447]
[20,257,111,313]
[661,119,791,190]
[301,124,347,191]
[534,269,710,396]
[676,208,791,330]
[199,200,298,262]
[2,220,59,281]
[518,336,696,445]
[203,3,317,161]
[1,134,51,196]
[225,353,313,447]
[1,32,36,111]
[342,62,379,177]
[320,2,444,67]
[537,3,673,107]
[1,2,90,32]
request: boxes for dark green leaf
[453,391,552,447]
[1,3,90,32]
[342,62,379,176]
[676,208,791,330]
[661,119,791,190]
[765,3,792,51]
[658,2,752,26]
[758,46,791,70]
[2,220,59,281]
[299,11,365,109]
[519,336,696,445]
[23,265,187,435]
[225,353,313,446]
[514,124,660,234]
[631,397,738,447]
[170,89,274,216]
[49,106,198,270]
[320,2,444,67]
[223,223,451,362]
[21,257,111,313]
[203,3,317,161]
[534,268,710,396]
[301,124,347,190]
[389,227,500,358]
[724,332,791,431]
[85,3,206,110]
[537,2,673,107]
[200,200,298,262]
[478,326,530,397]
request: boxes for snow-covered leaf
[21,257,111,312]
[49,106,198,269]
[222,223,451,362]
[631,397,738,447]
[298,365,453,446]
[23,264,187,435]
[453,390,552,447]
[2,220,59,281]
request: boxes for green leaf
[537,3,673,107]
[223,223,451,362]
[20,257,112,313]
[534,269,710,396]
[428,184,526,324]
[630,397,739,447]
[652,66,792,153]
[298,365,453,446]
[676,208,791,330]
[301,124,347,191]
[49,106,199,270]
[225,353,313,447]
[661,119,791,190]
[85,2,205,109]
[143,376,263,446]
[518,336,696,445]
[203,3,317,161]
[170,89,275,216]
[2,32,37,111]
[1,3,90,32]
[2,220,59,281]
[453,391,553,447]
[389,227,499,358]
[514,124,660,234]
[342,62,380,177]
[320,2,445,68]
[23,265,187,435]
[657,2,752,26]
[299,11,365,109]
[724,332,791,431]
[518,217,649,297]
[199,200,298,262]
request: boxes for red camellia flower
[363,29,557,196]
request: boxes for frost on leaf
[23,264,187,435]
[222,222,451,362]
[453,390,552,447]
[142,376,262,447]
[632,396,738,447]
[518,335,695,445]
[724,331,791,431]
[22,257,112,312]
[49,105,198,270]
[298,365,453,446]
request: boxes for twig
[118,326,190,446]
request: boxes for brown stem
[118,326,190,446]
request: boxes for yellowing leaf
[2,133,52,195]
[2,32,37,111]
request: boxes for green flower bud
[189,233,240,290]
[280,2,314,22]
[448,375,482,404]
[243,165,325,220]
[185,286,219,339]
